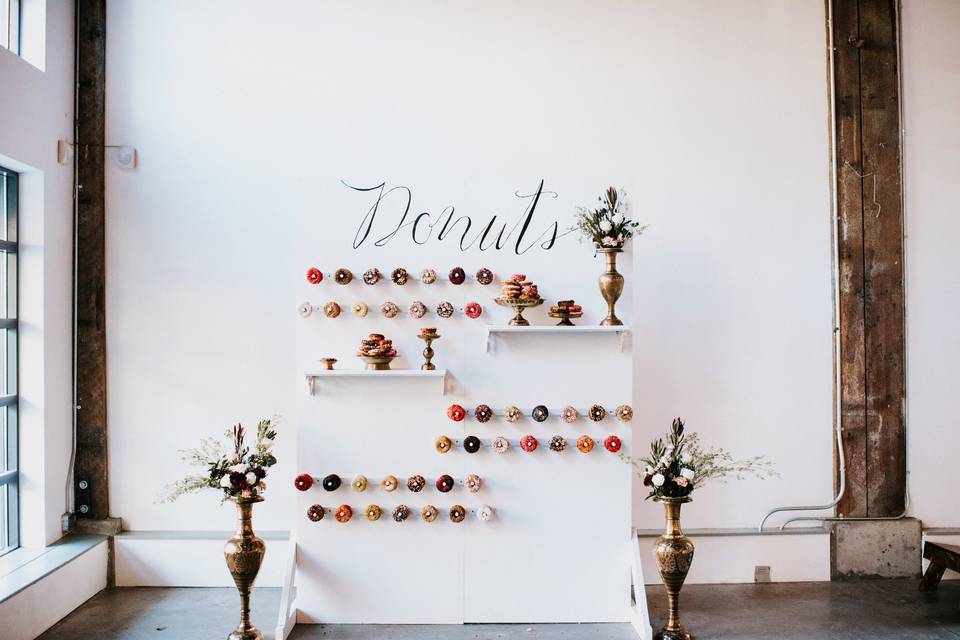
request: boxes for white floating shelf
[304,368,448,395]
[483,325,631,352]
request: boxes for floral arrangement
[574,186,645,251]
[630,418,776,500]
[162,419,278,502]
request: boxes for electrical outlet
[754,565,771,583]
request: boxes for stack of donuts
[356,333,397,358]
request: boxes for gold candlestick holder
[417,333,440,370]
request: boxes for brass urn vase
[224,496,267,640]
[598,248,624,326]
[654,496,695,640]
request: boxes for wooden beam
[831,0,905,518]
[75,0,109,520]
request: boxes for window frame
[0,165,19,557]
[0,0,22,56]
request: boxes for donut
[477,505,495,522]
[589,404,607,422]
[448,267,466,285]
[561,406,579,423]
[362,268,382,285]
[380,475,398,492]
[447,404,466,422]
[577,435,595,453]
[435,474,454,493]
[616,404,634,422]
[420,268,438,284]
[449,505,466,523]
[504,405,522,423]
[351,302,369,317]
[492,436,510,453]
[532,405,549,422]
[334,268,352,285]
[511,274,527,282]
[306,267,323,284]
[464,302,483,319]
[474,404,493,423]
[435,435,453,454]
[419,327,438,337]
[421,505,439,522]
[334,504,353,523]
[294,474,313,491]
[409,300,427,318]
[475,268,494,285]
[323,301,341,318]
[549,435,567,452]
[436,301,454,318]
[392,505,410,522]
[463,435,481,454]
[365,504,382,521]
[322,474,342,491]
[380,301,400,318]
[520,435,539,452]
[351,475,368,492]
[306,504,324,522]
[406,474,426,492]
[391,267,409,285]
[297,302,313,318]
[604,435,622,453]
[465,474,482,493]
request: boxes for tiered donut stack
[550,300,582,315]
[356,333,397,358]
[499,273,541,302]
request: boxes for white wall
[104,0,834,538]
[901,0,960,529]
[0,0,75,547]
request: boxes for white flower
[229,463,248,474]
[219,475,233,488]
[680,453,692,464]
[612,213,624,225]
[245,472,258,486]
[680,468,695,481]
[599,219,613,232]
[652,473,665,487]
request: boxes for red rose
[306,267,323,284]
[229,471,247,488]
[643,474,653,486]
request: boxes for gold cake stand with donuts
[548,309,583,326]
[495,297,543,326]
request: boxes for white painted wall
[105,0,834,543]
[0,0,75,548]
[901,0,960,529]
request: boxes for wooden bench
[919,541,960,591]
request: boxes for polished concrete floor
[38,580,960,639]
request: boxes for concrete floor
[38,580,960,639]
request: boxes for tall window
[0,166,18,556]
[0,0,21,55]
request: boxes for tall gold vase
[224,496,266,640]
[654,496,695,640]
[598,248,624,326]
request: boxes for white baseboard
[0,538,108,640]
[114,531,289,587]
[636,528,831,584]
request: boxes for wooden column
[831,0,906,518]
[75,0,109,520]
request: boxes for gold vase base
[228,628,264,640]
[600,316,624,326]
[655,627,692,640]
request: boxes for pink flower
[241,489,253,498]
[673,476,689,487]
[602,236,619,247]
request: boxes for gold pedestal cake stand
[495,297,543,326]
[548,310,583,326]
